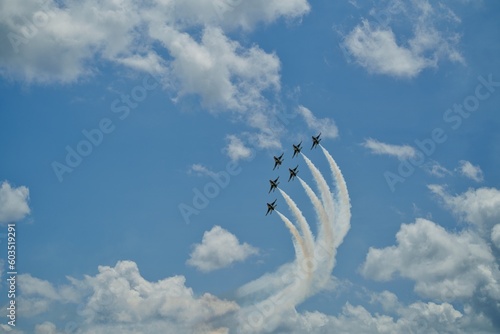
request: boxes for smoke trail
[275,210,306,263]
[236,209,309,302]
[297,176,330,244]
[278,188,315,263]
[300,153,336,220]
[299,154,338,291]
[296,176,334,290]
[320,145,351,247]
[237,147,351,333]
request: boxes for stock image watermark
[178,107,299,224]
[384,74,500,192]
[5,224,17,327]
[7,0,56,54]
[241,239,333,332]
[51,74,160,182]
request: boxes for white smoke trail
[300,153,336,221]
[297,176,334,290]
[236,210,307,303]
[297,176,330,245]
[275,210,306,263]
[237,146,351,333]
[278,188,315,265]
[300,152,338,289]
[320,145,351,247]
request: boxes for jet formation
[266,133,322,215]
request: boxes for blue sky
[1,0,500,333]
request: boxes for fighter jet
[292,141,302,158]
[266,199,277,216]
[311,133,322,150]
[273,153,284,170]
[268,177,280,193]
[288,165,299,182]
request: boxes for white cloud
[343,20,430,78]
[17,273,82,317]
[422,161,452,177]
[0,0,311,150]
[35,322,59,334]
[0,181,30,224]
[361,218,500,301]
[362,138,416,160]
[491,225,500,249]
[187,225,258,272]
[188,164,217,178]
[0,0,308,84]
[223,135,253,162]
[282,299,484,334]
[297,106,339,139]
[457,160,484,182]
[428,185,500,236]
[342,2,464,78]
[18,261,238,333]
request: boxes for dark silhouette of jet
[266,199,277,216]
[292,141,302,158]
[268,177,280,193]
[311,133,322,150]
[288,165,299,182]
[273,153,284,170]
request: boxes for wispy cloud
[422,161,452,177]
[362,138,416,160]
[457,160,484,182]
[297,105,339,139]
[342,1,464,78]
[188,164,218,178]
[187,226,258,272]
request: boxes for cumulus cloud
[187,226,258,272]
[361,185,500,329]
[0,181,30,224]
[342,1,464,77]
[457,160,484,182]
[297,106,338,139]
[362,138,416,160]
[361,218,500,301]
[19,261,238,333]
[223,135,253,162]
[492,225,500,249]
[280,298,485,334]
[17,273,83,317]
[0,0,310,151]
[428,185,500,236]
[0,0,309,83]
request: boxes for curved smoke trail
[275,210,307,264]
[278,188,315,267]
[237,146,351,333]
[300,153,336,220]
[297,175,334,290]
[297,176,330,241]
[320,145,351,247]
